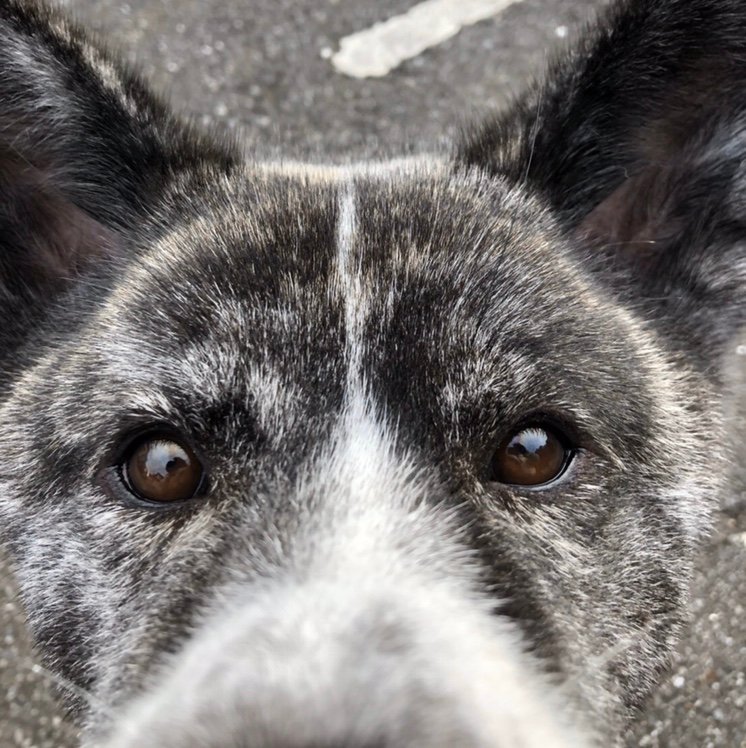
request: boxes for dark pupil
[506,428,548,458]
[144,441,189,479]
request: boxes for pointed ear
[0,148,119,302]
[0,1,237,337]
[457,0,746,371]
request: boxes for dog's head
[0,1,743,746]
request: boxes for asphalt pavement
[0,1,744,747]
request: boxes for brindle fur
[0,0,743,746]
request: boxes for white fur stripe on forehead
[336,183,367,395]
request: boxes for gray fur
[0,0,743,746]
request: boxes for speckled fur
[0,0,743,746]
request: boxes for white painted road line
[331,0,524,78]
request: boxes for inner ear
[635,53,741,161]
[575,52,741,251]
[577,163,684,249]
[0,147,119,299]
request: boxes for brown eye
[490,424,571,487]
[123,434,205,503]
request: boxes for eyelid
[505,411,578,448]
[502,407,622,466]
[101,418,194,464]
[506,448,583,494]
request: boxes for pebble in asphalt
[0,1,744,746]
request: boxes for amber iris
[124,435,203,502]
[491,425,569,486]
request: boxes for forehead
[90,168,631,445]
[116,168,582,341]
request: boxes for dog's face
[0,1,743,747]
[0,164,718,746]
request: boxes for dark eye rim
[487,413,580,491]
[98,424,210,510]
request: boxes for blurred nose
[99,576,590,748]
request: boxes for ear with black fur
[0,0,237,352]
[457,0,746,374]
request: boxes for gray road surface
[0,1,744,747]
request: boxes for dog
[0,0,743,745]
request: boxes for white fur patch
[336,184,367,393]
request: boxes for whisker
[523,58,547,186]
[21,659,107,714]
